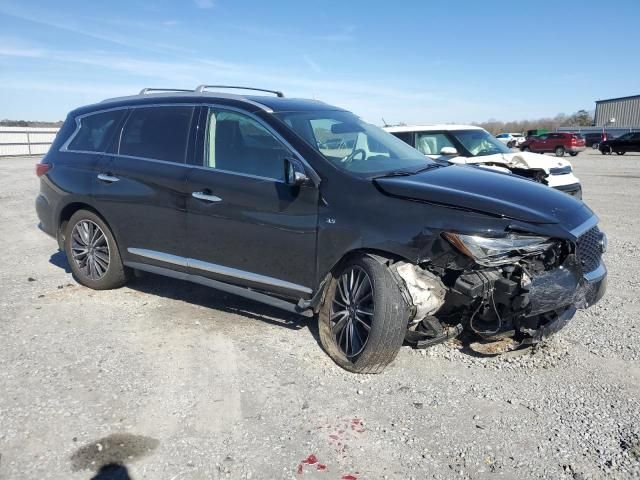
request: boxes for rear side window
[391,131,414,145]
[119,106,194,163]
[67,109,126,152]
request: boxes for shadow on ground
[128,270,317,335]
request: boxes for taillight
[35,163,51,177]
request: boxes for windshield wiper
[374,170,414,178]
[374,163,441,179]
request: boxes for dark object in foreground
[36,85,607,373]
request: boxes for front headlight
[443,232,553,266]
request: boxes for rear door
[93,105,197,269]
[185,106,319,298]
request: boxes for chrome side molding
[127,248,312,295]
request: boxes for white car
[496,132,525,148]
[384,125,582,198]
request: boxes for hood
[374,164,592,226]
[449,152,570,172]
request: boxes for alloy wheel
[70,220,110,280]
[331,266,374,358]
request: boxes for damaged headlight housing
[443,232,554,266]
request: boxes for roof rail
[139,88,194,95]
[195,85,284,98]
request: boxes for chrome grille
[576,226,602,274]
[550,165,572,175]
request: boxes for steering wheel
[342,148,366,166]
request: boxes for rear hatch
[570,134,586,147]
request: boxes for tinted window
[205,109,290,181]
[68,109,126,152]
[119,106,194,163]
[390,131,413,145]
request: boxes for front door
[186,107,319,298]
[532,134,548,152]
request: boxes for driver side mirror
[284,158,310,187]
[440,146,458,156]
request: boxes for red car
[520,132,586,157]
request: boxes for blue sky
[1,0,639,123]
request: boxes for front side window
[205,109,290,181]
[67,109,127,152]
[276,110,431,176]
[415,132,455,156]
[448,129,511,157]
[119,106,194,163]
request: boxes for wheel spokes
[70,220,110,280]
[330,266,375,359]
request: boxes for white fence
[0,126,60,157]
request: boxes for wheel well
[330,248,405,277]
[57,202,102,248]
[555,145,565,150]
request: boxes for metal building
[594,94,640,127]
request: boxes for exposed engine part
[393,262,446,324]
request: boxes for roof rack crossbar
[195,85,284,97]
[139,88,194,95]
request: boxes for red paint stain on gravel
[341,475,358,480]
[297,454,329,475]
[302,454,318,465]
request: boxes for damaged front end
[390,221,607,350]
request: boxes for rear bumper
[567,146,586,153]
[35,193,56,238]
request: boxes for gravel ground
[1,150,639,480]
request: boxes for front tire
[555,146,566,157]
[318,256,410,374]
[616,151,625,156]
[64,209,130,290]
[522,146,531,152]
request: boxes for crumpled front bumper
[521,255,607,341]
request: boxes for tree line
[1,119,63,127]
[474,109,594,135]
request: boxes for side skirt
[125,261,314,317]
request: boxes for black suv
[36,86,607,373]
[599,131,640,155]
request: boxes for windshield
[275,111,432,175]
[450,129,512,156]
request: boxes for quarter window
[205,109,290,181]
[119,106,194,163]
[67,109,126,152]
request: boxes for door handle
[192,191,222,203]
[97,173,120,183]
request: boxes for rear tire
[616,151,625,156]
[64,209,130,290]
[569,152,578,157]
[555,146,566,157]
[318,255,410,374]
